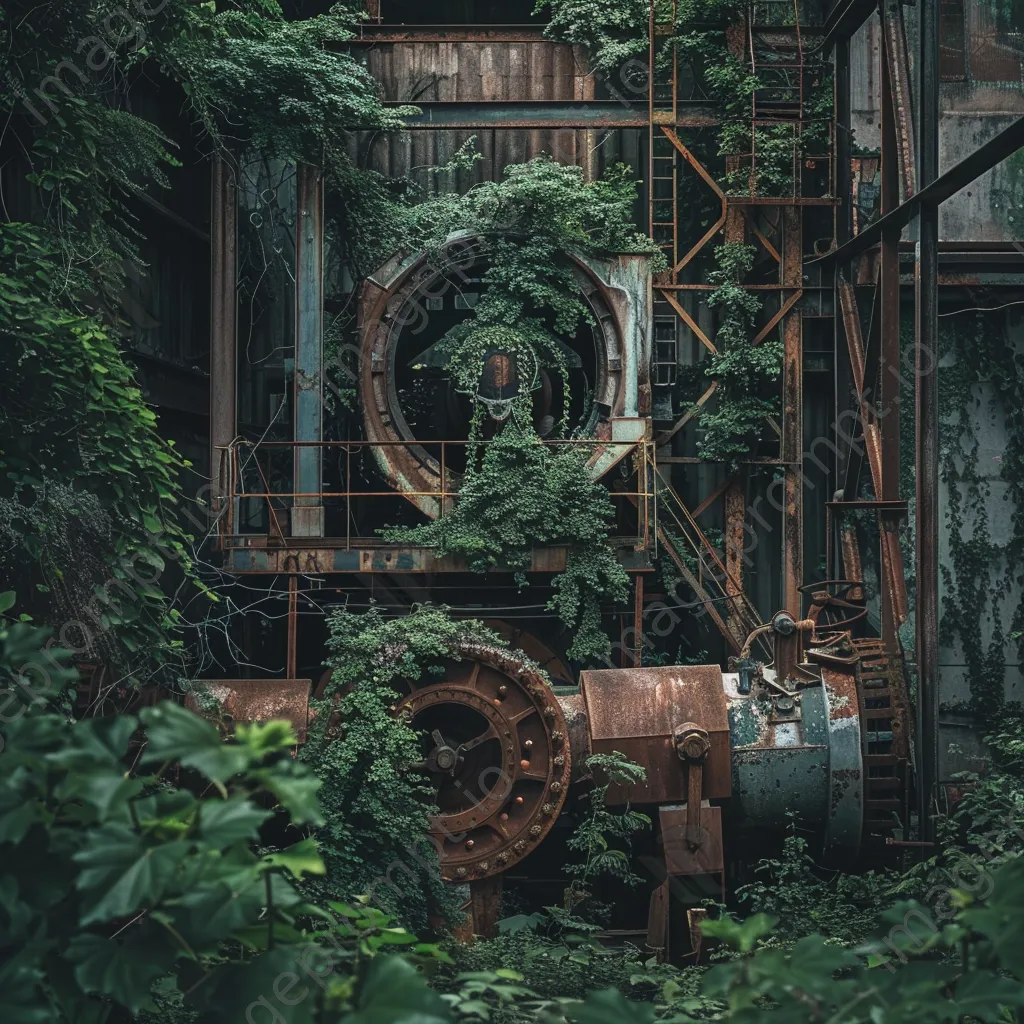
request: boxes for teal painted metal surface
[727,683,841,839]
[821,669,864,859]
[293,162,324,535]
[732,745,829,824]
[726,670,864,858]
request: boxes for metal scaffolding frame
[207,2,1024,844]
[822,0,1024,842]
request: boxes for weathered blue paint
[333,550,360,571]
[821,669,864,859]
[293,162,324,537]
[726,680,859,852]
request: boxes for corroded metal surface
[353,36,596,180]
[393,642,571,882]
[852,638,911,844]
[728,674,830,828]
[555,693,593,784]
[358,239,651,517]
[660,803,725,876]
[210,156,237,516]
[821,667,864,858]
[579,666,731,804]
[186,679,312,742]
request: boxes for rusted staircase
[853,636,911,843]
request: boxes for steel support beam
[782,207,804,616]
[835,36,852,248]
[390,101,718,130]
[210,155,236,514]
[817,0,877,53]
[812,115,1024,267]
[293,164,325,538]
[915,0,941,844]
[878,19,902,651]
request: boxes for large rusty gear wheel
[393,642,571,883]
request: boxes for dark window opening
[940,0,967,81]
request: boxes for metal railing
[214,437,657,555]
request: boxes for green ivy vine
[385,422,631,663]
[935,313,1024,721]
[0,224,198,681]
[300,605,550,928]
[696,243,783,464]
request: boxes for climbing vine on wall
[935,313,1024,720]
[697,243,783,464]
[896,308,1024,722]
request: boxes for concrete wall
[849,13,1024,242]
[936,312,1024,777]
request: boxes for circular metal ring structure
[393,641,571,882]
[358,234,648,518]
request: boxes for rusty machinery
[186,585,909,952]
[357,235,654,519]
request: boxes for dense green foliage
[386,423,631,662]
[697,244,783,464]
[536,0,746,76]
[565,752,651,902]
[735,829,891,945]
[419,158,660,425]
[376,159,658,662]
[0,224,196,681]
[1,0,405,678]
[301,606,520,928]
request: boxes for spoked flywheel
[394,642,572,882]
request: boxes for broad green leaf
[566,988,656,1024]
[139,702,249,785]
[74,825,190,925]
[254,763,324,826]
[189,947,319,1024]
[236,719,300,757]
[197,798,271,848]
[54,770,143,824]
[263,838,326,880]
[345,955,451,1024]
[65,930,176,1013]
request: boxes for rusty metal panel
[556,693,594,782]
[579,666,731,803]
[186,679,312,742]
[356,38,594,185]
[660,804,725,876]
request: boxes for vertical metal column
[292,163,325,538]
[835,38,851,249]
[915,0,940,843]
[634,573,645,667]
[782,207,804,616]
[878,17,902,651]
[210,156,237,517]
